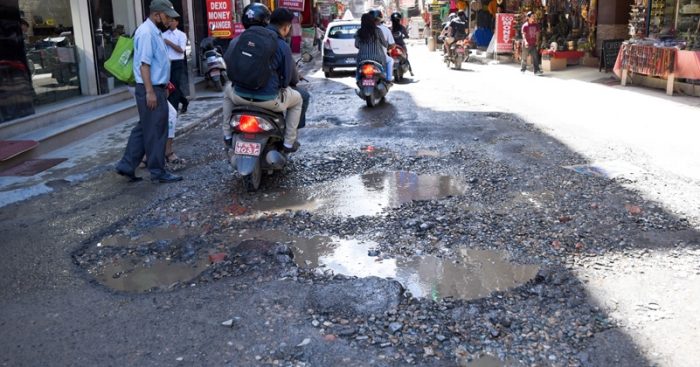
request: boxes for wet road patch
[246,171,465,217]
[92,256,210,292]
[234,230,538,301]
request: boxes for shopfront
[0,0,206,125]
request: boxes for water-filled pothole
[93,256,210,292]
[247,171,465,217]
[236,230,538,301]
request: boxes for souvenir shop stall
[613,0,700,95]
[510,0,597,70]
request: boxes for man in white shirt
[372,10,395,82]
[162,17,189,113]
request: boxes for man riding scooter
[443,11,468,59]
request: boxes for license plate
[234,141,261,156]
[210,69,221,76]
[345,58,355,64]
[362,78,375,86]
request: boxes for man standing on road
[163,16,189,113]
[115,0,183,183]
[521,11,543,75]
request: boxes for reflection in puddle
[98,226,187,247]
[94,257,209,292]
[248,171,465,217]
[236,230,538,301]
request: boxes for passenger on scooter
[369,10,395,82]
[221,3,303,153]
[355,13,390,81]
[444,11,468,58]
[390,12,414,76]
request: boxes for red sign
[207,0,234,39]
[278,0,305,12]
[233,23,245,37]
[495,13,517,53]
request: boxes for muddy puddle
[97,226,187,247]
[248,171,465,217]
[235,230,538,301]
[93,257,210,292]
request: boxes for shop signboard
[233,22,245,38]
[207,0,234,39]
[494,13,516,53]
[278,0,305,12]
[600,39,624,72]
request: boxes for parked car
[321,20,360,78]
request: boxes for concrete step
[0,88,133,140]
[0,96,137,172]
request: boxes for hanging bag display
[104,36,135,84]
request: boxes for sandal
[166,153,185,165]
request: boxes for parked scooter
[445,39,468,70]
[199,37,228,91]
[388,45,411,83]
[355,60,391,107]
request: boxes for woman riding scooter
[390,12,414,76]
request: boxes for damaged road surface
[2,44,700,367]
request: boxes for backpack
[230,27,278,91]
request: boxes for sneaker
[520,68,526,73]
[535,70,544,75]
[282,141,300,153]
[151,172,183,183]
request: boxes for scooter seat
[231,105,284,122]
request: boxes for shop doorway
[88,0,139,95]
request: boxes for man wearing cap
[116,0,183,183]
[521,11,542,75]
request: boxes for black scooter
[228,106,287,191]
[355,60,391,107]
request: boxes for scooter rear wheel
[242,159,262,191]
[214,79,224,92]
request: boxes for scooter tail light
[231,115,274,133]
[361,64,376,77]
[389,48,402,57]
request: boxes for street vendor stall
[613,42,700,95]
[612,0,700,95]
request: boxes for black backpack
[230,27,278,91]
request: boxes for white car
[321,20,361,77]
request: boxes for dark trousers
[521,45,540,73]
[168,59,188,110]
[292,86,310,128]
[117,84,168,178]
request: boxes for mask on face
[156,14,169,32]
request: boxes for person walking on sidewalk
[163,16,189,113]
[115,0,182,183]
[521,11,543,75]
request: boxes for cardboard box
[542,58,566,71]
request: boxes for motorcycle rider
[221,4,303,153]
[355,12,389,80]
[369,10,395,82]
[389,12,414,76]
[444,11,468,58]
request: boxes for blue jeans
[385,55,394,81]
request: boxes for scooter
[445,39,468,70]
[200,37,228,91]
[355,60,391,107]
[389,45,411,83]
[227,106,288,191]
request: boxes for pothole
[236,230,538,301]
[246,171,465,217]
[92,256,210,292]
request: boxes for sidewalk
[0,84,223,208]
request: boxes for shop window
[19,0,81,106]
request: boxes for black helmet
[457,11,467,21]
[242,3,271,29]
[369,9,383,20]
[390,12,402,22]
